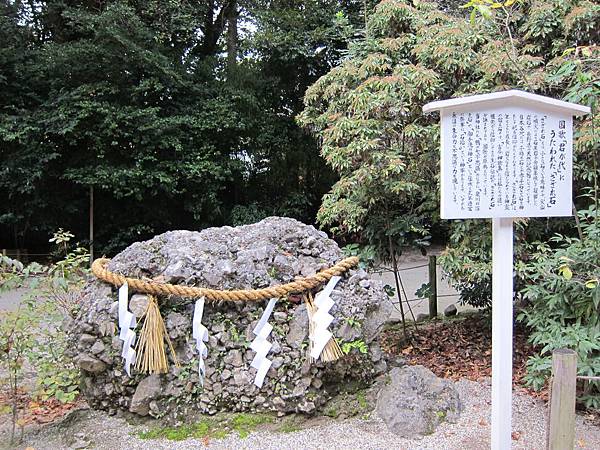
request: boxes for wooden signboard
[423,90,590,450]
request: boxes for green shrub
[519,208,600,408]
[0,230,88,443]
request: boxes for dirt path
[369,246,468,321]
[4,379,598,450]
[0,288,28,313]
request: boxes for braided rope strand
[91,256,359,302]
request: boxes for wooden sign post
[423,90,589,449]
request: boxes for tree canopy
[0,0,372,252]
[298,0,598,256]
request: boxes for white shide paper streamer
[193,297,209,385]
[117,282,137,376]
[309,275,341,360]
[249,298,278,388]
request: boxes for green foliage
[341,339,368,355]
[301,0,598,256]
[300,0,536,257]
[518,212,600,408]
[433,0,600,307]
[342,243,380,271]
[0,0,369,253]
[439,221,493,307]
[344,316,362,329]
[0,231,87,442]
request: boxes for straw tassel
[304,292,343,363]
[135,295,180,374]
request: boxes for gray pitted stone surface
[376,365,462,438]
[129,375,162,416]
[68,217,397,419]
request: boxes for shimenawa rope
[93,255,359,375]
[91,256,359,302]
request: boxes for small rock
[78,334,96,346]
[71,438,89,449]
[298,400,316,413]
[286,305,308,347]
[273,311,287,323]
[224,350,244,367]
[271,340,281,354]
[370,345,382,362]
[90,341,105,355]
[416,313,429,322]
[292,382,308,397]
[212,323,226,333]
[162,260,188,283]
[338,322,361,341]
[444,304,458,317]
[98,321,114,337]
[233,369,250,386]
[374,359,388,374]
[272,397,285,409]
[129,294,149,317]
[77,354,106,373]
[129,375,162,416]
[271,357,284,369]
[165,312,189,339]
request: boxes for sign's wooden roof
[423,90,590,115]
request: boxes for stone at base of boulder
[129,375,162,416]
[376,365,462,438]
[77,354,107,373]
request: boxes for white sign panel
[424,90,589,450]
[440,106,572,219]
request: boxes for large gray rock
[376,365,462,438]
[69,217,395,418]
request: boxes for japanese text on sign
[441,106,572,219]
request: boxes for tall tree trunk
[197,0,234,57]
[227,1,238,71]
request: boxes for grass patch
[231,413,273,438]
[276,415,304,433]
[324,406,339,418]
[356,390,368,409]
[137,413,274,441]
[321,388,372,419]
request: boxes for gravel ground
[6,378,599,450]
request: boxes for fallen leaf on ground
[380,314,545,399]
